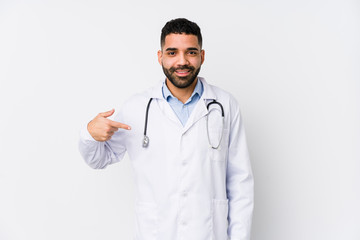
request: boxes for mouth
[174,69,191,77]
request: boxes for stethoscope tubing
[142,98,153,147]
[206,100,225,149]
[142,98,224,149]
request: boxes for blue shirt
[162,79,204,126]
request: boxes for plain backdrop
[0,0,359,239]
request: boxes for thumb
[99,109,115,118]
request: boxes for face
[158,33,205,89]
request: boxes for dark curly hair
[160,18,202,48]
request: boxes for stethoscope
[142,98,224,149]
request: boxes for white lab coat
[79,77,254,240]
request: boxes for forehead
[163,33,200,49]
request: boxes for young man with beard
[79,18,254,240]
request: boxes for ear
[200,49,205,65]
[157,50,163,65]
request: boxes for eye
[188,51,197,55]
[167,51,176,56]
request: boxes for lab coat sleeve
[226,105,254,240]
[78,112,127,169]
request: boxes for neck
[166,78,198,104]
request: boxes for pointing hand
[87,109,131,142]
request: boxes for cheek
[162,58,175,68]
[191,58,202,67]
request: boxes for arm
[78,109,131,169]
[226,107,254,240]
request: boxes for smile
[175,69,191,76]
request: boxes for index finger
[108,119,131,130]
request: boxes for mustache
[170,65,195,72]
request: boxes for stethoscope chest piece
[143,135,149,148]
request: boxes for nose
[177,52,189,66]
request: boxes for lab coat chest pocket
[212,199,229,240]
[135,202,159,240]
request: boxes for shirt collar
[148,77,216,100]
[162,78,204,103]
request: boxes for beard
[162,64,201,89]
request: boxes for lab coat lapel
[182,99,208,133]
[149,79,183,127]
[158,99,183,126]
[182,77,217,133]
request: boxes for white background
[0,0,359,239]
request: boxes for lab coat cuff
[80,123,97,142]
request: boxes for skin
[158,33,205,103]
[88,33,204,141]
[87,109,130,142]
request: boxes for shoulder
[117,80,164,114]
[123,92,150,108]
[202,78,241,111]
[201,78,243,126]
[119,96,148,121]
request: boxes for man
[79,18,254,240]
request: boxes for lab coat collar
[147,77,217,131]
[199,77,217,100]
[148,77,217,101]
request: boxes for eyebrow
[165,47,200,51]
[165,48,177,51]
[187,47,199,51]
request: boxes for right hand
[87,109,131,142]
